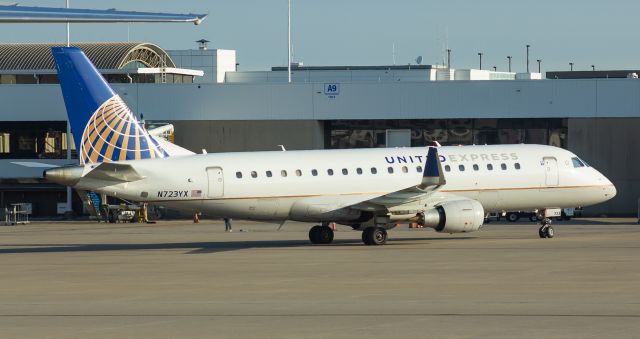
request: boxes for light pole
[478,52,483,70]
[507,56,512,72]
[526,44,530,73]
[569,62,574,71]
[447,48,451,69]
[537,59,541,73]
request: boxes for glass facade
[326,118,568,149]
[0,121,76,159]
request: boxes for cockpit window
[571,157,585,168]
[580,158,591,167]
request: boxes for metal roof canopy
[0,5,206,24]
[0,42,176,70]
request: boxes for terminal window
[0,121,77,159]
[327,118,567,149]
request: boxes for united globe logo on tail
[52,46,168,165]
[80,95,167,165]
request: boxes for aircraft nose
[605,183,617,200]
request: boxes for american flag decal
[191,190,202,198]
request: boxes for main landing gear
[309,224,334,244]
[308,224,389,245]
[538,218,555,239]
[361,227,388,246]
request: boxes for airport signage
[324,83,339,98]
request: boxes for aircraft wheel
[317,226,334,244]
[309,225,322,244]
[538,226,546,238]
[544,226,555,238]
[363,227,387,246]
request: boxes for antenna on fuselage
[278,145,286,151]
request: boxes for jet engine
[419,199,485,233]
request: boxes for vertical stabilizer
[52,47,167,165]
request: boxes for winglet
[419,147,446,188]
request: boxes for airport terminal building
[0,41,638,217]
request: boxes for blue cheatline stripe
[423,147,440,177]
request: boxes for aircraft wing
[351,146,446,210]
[82,162,145,182]
[295,147,446,216]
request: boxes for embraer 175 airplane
[43,47,617,245]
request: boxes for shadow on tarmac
[0,237,476,255]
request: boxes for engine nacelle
[420,200,485,233]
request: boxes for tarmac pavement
[0,218,638,338]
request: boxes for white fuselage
[75,144,616,223]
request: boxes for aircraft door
[543,157,559,186]
[206,167,224,198]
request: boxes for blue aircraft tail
[52,47,167,165]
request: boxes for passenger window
[501,163,507,170]
[515,163,521,170]
[459,165,465,171]
[356,168,363,175]
[416,166,423,173]
[487,164,493,171]
[296,169,302,177]
[445,165,451,172]
[402,166,408,173]
[387,167,394,174]
[473,164,479,171]
[327,169,334,176]
[251,171,258,178]
[236,171,242,178]
[281,170,288,177]
[311,169,318,176]
[342,168,348,175]
[371,167,377,174]
[266,170,272,177]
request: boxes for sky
[2,0,640,72]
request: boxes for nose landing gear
[538,218,555,238]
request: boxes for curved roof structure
[0,42,176,70]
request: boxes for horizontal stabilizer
[82,162,145,182]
